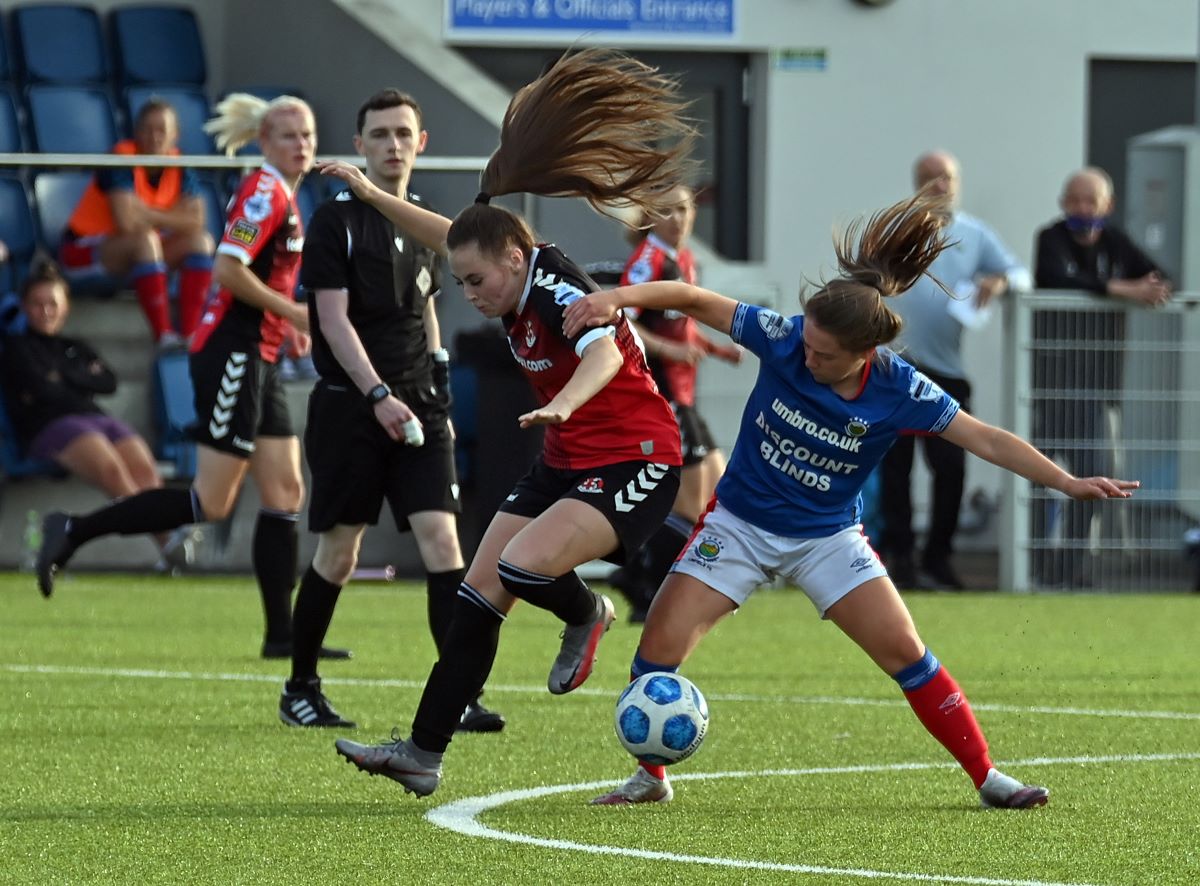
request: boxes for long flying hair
[803,189,953,353]
[447,49,700,258]
[204,93,312,157]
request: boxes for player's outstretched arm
[518,335,623,428]
[562,282,738,338]
[315,160,451,256]
[940,410,1139,500]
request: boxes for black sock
[426,567,465,655]
[639,513,690,594]
[496,560,598,625]
[411,584,504,753]
[289,565,342,684]
[254,509,299,645]
[68,487,199,546]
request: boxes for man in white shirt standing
[877,151,1032,589]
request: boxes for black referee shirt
[300,188,442,387]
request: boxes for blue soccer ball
[614,671,709,765]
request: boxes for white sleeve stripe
[216,242,253,265]
[575,325,615,357]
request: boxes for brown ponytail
[447,49,699,258]
[803,189,952,353]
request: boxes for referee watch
[365,383,392,406]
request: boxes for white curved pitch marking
[426,753,1200,886]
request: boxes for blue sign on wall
[446,1,737,39]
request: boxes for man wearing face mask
[1035,167,1169,305]
[1032,167,1170,586]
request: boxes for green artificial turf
[1,573,1197,885]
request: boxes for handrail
[1010,290,1200,309]
[0,152,491,172]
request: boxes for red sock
[178,260,212,337]
[902,665,992,788]
[133,264,172,340]
[629,666,668,781]
[639,761,667,781]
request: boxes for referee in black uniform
[279,89,504,731]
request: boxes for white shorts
[671,501,889,617]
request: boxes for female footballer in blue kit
[563,189,1139,809]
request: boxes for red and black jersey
[622,233,701,406]
[192,164,303,362]
[503,245,681,471]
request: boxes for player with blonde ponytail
[561,189,1140,809]
[36,92,338,662]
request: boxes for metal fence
[1000,290,1200,592]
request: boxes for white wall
[400,0,1197,529]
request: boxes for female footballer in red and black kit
[34,95,344,659]
[615,185,743,618]
[323,49,696,796]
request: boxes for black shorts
[676,403,718,467]
[500,457,681,565]
[189,345,293,458]
[305,379,460,533]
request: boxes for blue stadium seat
[32,171,91,253]
[0,89,24,153]
[11,4,108,84]
[295,175,327,229]
[0,176,38,293]
[151,349,197,479]
[125,85,214,154]
[195,176,227,247]
[110,6,205,87]
[0,18,12,83]
[32,171,118,295]
[26,85,117,153]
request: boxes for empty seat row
[0,4,205,88]
[1,83,306,155]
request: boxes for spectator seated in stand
[0,260,192,571]
[58,98,214,349]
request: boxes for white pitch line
[426,753,1200,886]
[4,663,1200,722]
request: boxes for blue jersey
[717,304,960,538]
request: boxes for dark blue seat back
[195,176,227,246]
[32,171,90,254]
[12,4,108,84]
[295,175,327,229]
[152,349,197,478]
[125,85,214,154]
[111,6,206,87]
[0,176,38,293]
[26,85,117,153]
[0,22,12,83]
[0,89,24,152]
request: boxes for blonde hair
[204,93,313,156]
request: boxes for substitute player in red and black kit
[35,95,346,660]
[278,88,502,733]
[614,184,742,619]
[322,49,698,796]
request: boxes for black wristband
[365,383,391,406]
[432,360,452,407]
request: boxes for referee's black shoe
[261,640,353,660]
[279,679,356,728]
[457,696,506,733]
[36,512,75,598]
